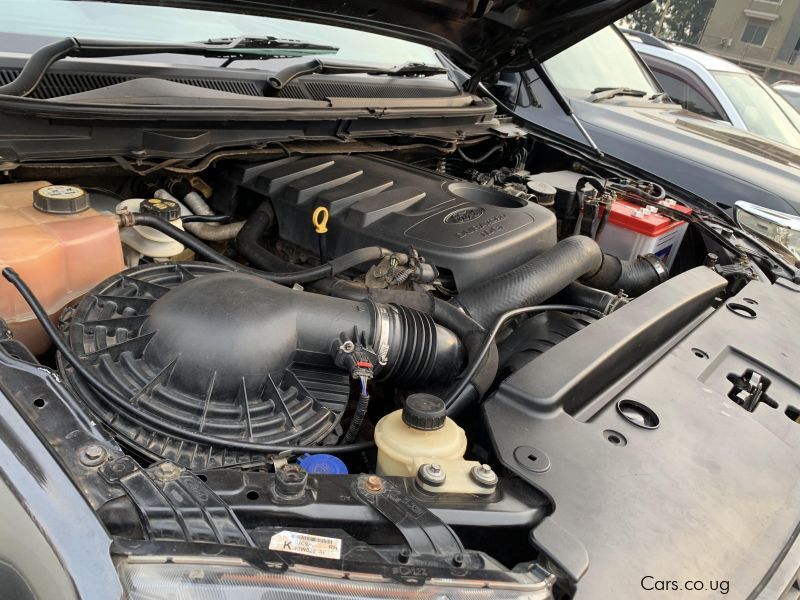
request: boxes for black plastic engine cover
[230,155,557,290]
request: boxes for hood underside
[104,0,650,77]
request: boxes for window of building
[741,19,771,46]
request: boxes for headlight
[116,556,555,600]
[735,200,800,263]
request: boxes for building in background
[699,0,800,82]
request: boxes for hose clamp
[374,303,392,366]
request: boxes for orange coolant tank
[0,181,124,354]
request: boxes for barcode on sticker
[269,530,342,560]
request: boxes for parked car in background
[773,81,800,112]
[508,26,800,220]
[623,29,800,148]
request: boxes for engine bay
[0,139,772,596]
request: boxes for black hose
[556,282,627,315]
[582,253,668,297]
[0,38,78,96]
[457,236,604,327]
[2,267,374,455]
[457,145,503,164]
[126,214,390,285]
[444,304,604,413]
[234,202,303,272]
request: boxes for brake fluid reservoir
[375,394,467,477]
[0,181,124,354]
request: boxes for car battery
[597,198,691,269]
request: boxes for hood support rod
[530,57,603,157]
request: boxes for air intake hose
[139,271,464,393]
[457,236,604,327]
[581,253,668,297]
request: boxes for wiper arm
[588,87,648,103]
[266,58,447,90]
[0,36,339,97]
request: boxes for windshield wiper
[266,58,447,90]
[588,87,648,103]
[0,36,339,97]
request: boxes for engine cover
[230,155,557,290]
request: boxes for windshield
[544,27,659,98]
[0,0,439,68]
[712,72,800,148]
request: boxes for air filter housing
[60,263,351,469]
[60,262,463,469]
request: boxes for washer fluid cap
[297,453,348,475]
[33,185,89,214]
[402,393,446,431]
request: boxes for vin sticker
[269,530,342,560]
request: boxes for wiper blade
[267,58,447,90]
[588,87,648,103]
[0,36,339,97]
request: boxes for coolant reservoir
[0,181,124,354]
[375,393,467,476]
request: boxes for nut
[364,475,383,493]
[470,464,498,487]
[274,464,308,499]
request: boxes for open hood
[114,0,651,79]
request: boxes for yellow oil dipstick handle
[312,206,329,260]
[312,206,329,234]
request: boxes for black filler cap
[139,198,180,221]
[402,393,446,431]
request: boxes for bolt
[365,475,383,493]
[398,548,411,563]
[154,461,181,480]
[417,463,446,487]
[80,444,107,466]
[704,253,719,268]
[470,463,498,488]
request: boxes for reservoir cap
[33,185,89,214]
[139,198,181,221]
[402,393,446,431]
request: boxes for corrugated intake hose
[457,235,604,327]
[311,279,498,416]
[581,253,668,297]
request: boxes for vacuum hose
[118,212,390,285]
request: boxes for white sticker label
[269,530,342,560]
